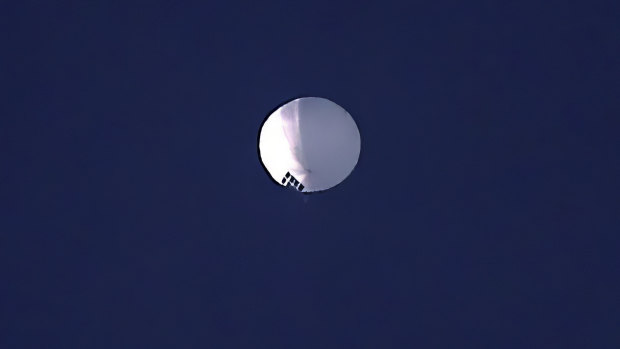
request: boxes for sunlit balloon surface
[259,97,361,192]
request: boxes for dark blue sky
[1,1,619,348]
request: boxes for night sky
[2,1,619,348]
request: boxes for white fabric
[259,97,361,192]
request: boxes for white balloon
[258,97,361,193]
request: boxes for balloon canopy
[258,97,361,193]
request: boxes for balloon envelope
[258,97,361,193]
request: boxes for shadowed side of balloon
[296,97,361,194]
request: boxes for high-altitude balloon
[258,97,361,193]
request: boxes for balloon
[258,97,361,193]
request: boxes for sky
[1,1,619,348]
